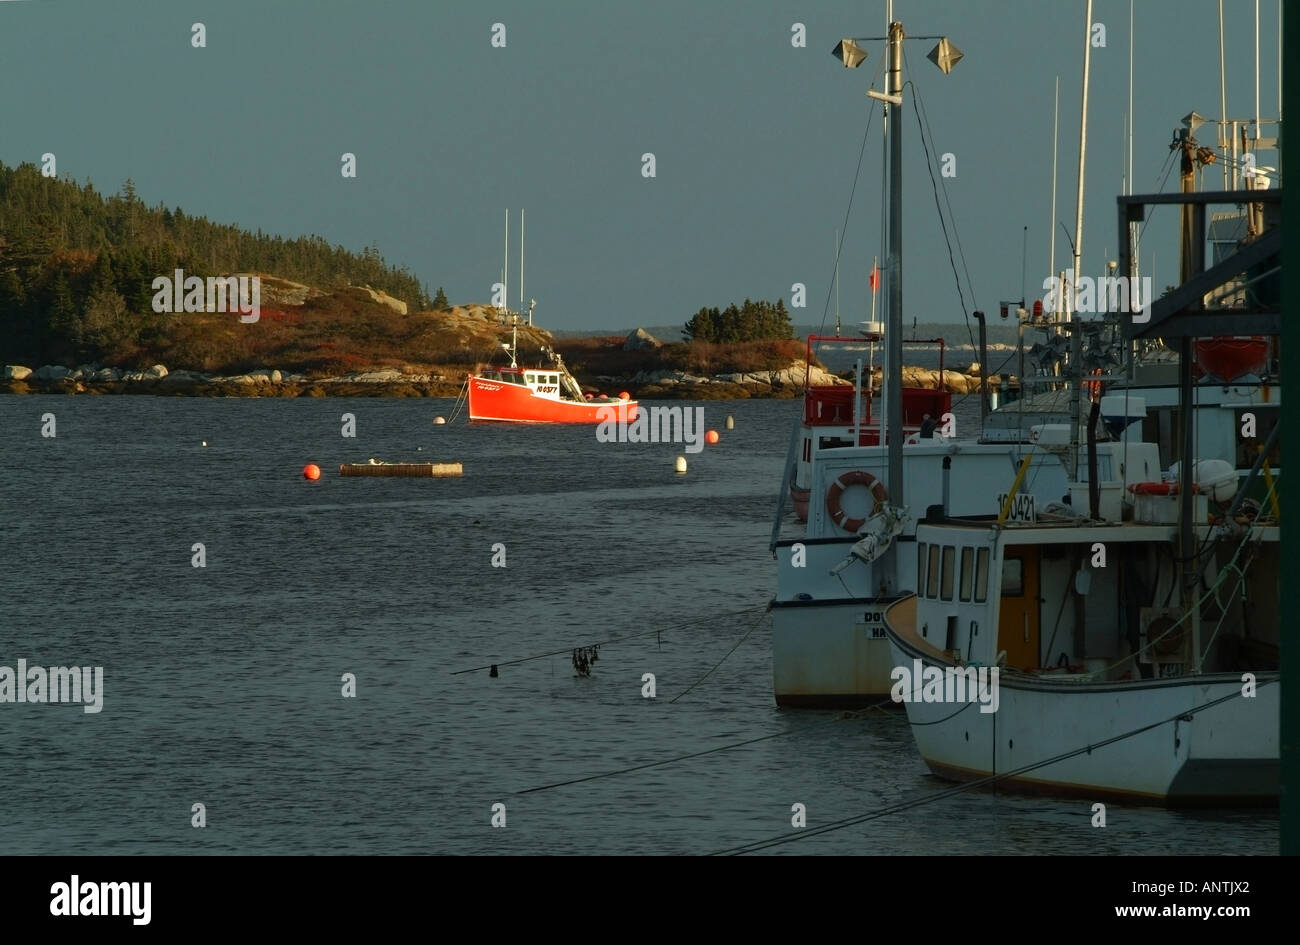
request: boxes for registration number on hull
[996,492,1037,523]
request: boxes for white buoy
[201,441,207,447]
[434,417,447,425]
[725,415,734,430]
[675,456,687,474]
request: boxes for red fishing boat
[466,320,638,423]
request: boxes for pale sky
[0,0,1283,331]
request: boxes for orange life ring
[1084,368,1103,401]
[826,470,888,532]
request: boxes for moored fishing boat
[882,446,1280,804]
[770,11,1077,706]
[466,319,638,423]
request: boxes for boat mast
[1128,0,1137,284]
[1069,0,1094,484]
[1175,116,1204,672]
[1220,0,1229,189]
[520,209,526,322]
[1049,75,1059,303]
[885,12,904,512]
[1126,1,1138,377]
[1071,0,1093,321]
[833,2,962,558]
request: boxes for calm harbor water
[0,392,1276,854]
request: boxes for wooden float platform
[339,462,463,478]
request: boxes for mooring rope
[448,604,771,676]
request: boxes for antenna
[520,209,525,316]
[1049,75,1059,314]
[834,228,841,335]
[504,209,510,318]
[1021,225,1028,307]
[1071,0,1094,320]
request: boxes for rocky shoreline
[1,359,996,400]
[1,364,463,398]
[1,360,857,400]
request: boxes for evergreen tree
[683,306,716,342]
[47,271,79,347]
[433,286,450,310]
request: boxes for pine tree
[47,271,79,346]
[433,286,450,310]
[683,306,717,342]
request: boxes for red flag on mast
[869,264,880,292]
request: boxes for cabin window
[926,545,940,598]
[975,548,990,602]
[917,542,927,593]
[940,546,955,600]
[1002,558,1024,596]
[550,374,559,385]
[526,373,536,384]
[959,547,974,602]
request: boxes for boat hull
[468,376,638,423]
[772,585,905,705]
[790,482,810,522]
[884,598,1279,806]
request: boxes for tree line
[682,297,793,343]
[0,161,429,365]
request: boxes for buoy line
[517,694,905,796]
[447,604,771,676]
[708,682,1275,855]
[669,607,770,704]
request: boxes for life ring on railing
[1084,368,1103,402]
[825,470,888,532]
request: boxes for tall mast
[520,208,525,318]
[1127,0,1134,200]
[504,209,510,318]
[1255,0,1261,144]
[885,13,904,510]
[1049,75,1059,298]
[1071,0,1094,320]
[832,1,962,556]
[1220,1,1229,188]
[1126,0,1138,376]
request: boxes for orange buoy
[619,391,630,400]
[303,464,321,480]
[705,430,720,445]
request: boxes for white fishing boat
[882,434,1280,804]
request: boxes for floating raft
[339,462,463,478]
